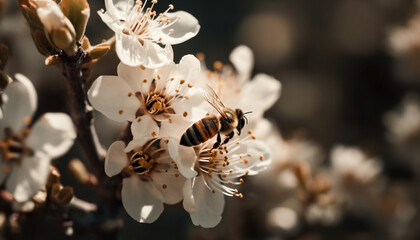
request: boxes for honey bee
[180,85,249,148]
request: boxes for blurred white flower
[331,145,382,185]
[200,45,281,125]
[169,131,271,228]
[305,202,341,226]
[389,15,420,56]
[0,74,75,202]
[384,93,420,144]
[105,138,184,223]
[266,206,299,232]
[88,55,204,139]
[98,0,200,68]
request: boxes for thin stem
[59,47,106,179]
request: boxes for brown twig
[59,47,106,179]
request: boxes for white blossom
[384,93,420,144]
[98,0,200,68]
[169,131,271,228]
[0,74,76,202]
[199,45,281,125]
[331,145,382,185]
[105,138,184,223]
[88,54,205,140]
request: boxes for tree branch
[59,47,106,179]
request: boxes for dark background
[1,0,420,239]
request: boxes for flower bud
[32,28,55,56]
[55,186,74,206]
[35,0,77,55]
[50,183,74,206]
[60,0,90,42]
[69,158,90,183]
[17,0,56,56]
[46,166,61,190]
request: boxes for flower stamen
[129,151,156,175]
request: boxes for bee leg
[212,132,222,149]
[223,131,235,144]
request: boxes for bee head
[235,109,247,133]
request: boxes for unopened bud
[46,166,61,190]
[35,0,77,55]
[55,186,74,206]
[60,0,90,42]
[32,29,55,56]
[69,158,90,183]
[51,27,77,54]
[50,183,74,206]
[81,36,91,50]
[50,183,61,198]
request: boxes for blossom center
[122,0,175,43]
[0,128,33,166]
[146,94,166,115]
[128,150,156,175]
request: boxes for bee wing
[200,85,229,120]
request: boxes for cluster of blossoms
[0,74,75,203]
[86,0,279,227]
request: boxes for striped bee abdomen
[180,116,220,146]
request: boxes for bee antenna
[243,111,252,115]
[244,115,249,125]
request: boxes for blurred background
[2,0,420,239]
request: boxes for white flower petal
[239,74,281,119]
[97,10,122,33]
[115,34,173,68]
[170,89,205,122]
[26,113,76,159]
[158,11,200,45]
[117,62,157,92]
[189,175,225,228]
[159,116,194,139]
[6,151,50,202]
[151,169,185,204]
[124,138,152,153]
[182,178,196,212]
[12,200,35,212]
[121,176,164,223]
[103,0,130,21]
[229,45,254,83]
[234,140,271,175]
[88,75,139,122]
[168,139,197,179]
[2,74,37,134]
[105,141,128,177]
[174,54,201,84]
[131,114,160,139]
